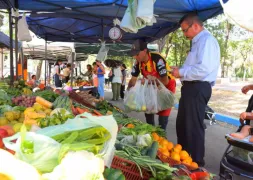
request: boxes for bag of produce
[3,126,61,173]
[156,80,176,111]
[36,113,118,167]
[124,79,147,112]
[145,80,159,114]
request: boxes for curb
[174,104,240,127]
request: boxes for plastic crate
[111,156,151,180]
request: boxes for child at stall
[230,112,253,142]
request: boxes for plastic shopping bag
[3,126,61,173]
[120,0,139,33]
[136,0,156,27]
[156,80,176,111]
[219,0,253,32]
[96,42,109,62]
[18,14,32,42]
[36,113,118,167]
[124,79,147,112]
[145,80,158,114]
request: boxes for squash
[36,96,53,109]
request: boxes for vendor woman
[53,60,64,87]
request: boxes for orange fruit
[171,147,181,153]
[182,157,192,165]
[182,159,191,166]
[174,144,182,151]
[179,150,189,160]
[160,139,169,149]
[191,162,199,169]
[171,152,180,162]
[163,150,170,157]
[167,142,174,151]
[126,124,135,128]
[152,132,160,141]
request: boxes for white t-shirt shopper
[112,67,122,84]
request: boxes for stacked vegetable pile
[0,86,213,180]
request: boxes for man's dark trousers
[176,81,211,165]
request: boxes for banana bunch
[22,88,32,95]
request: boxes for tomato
[0,137,4,149]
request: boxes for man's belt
[181,81,210,85]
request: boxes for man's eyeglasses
[182,23,193,33]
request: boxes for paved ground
[104,90,238,176]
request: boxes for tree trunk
[221,21,231,78]
[174,44,178,66]
[36,60,43,80]
[164,34,174,60]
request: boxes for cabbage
[0,89,11,105]
[50,108,71,117]
[0,105,12,116]
[12,106,26,112]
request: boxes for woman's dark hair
[92,62,97,66]
[66,63,71,68]
[122,64,127,69]
[31,75,36,79]
[55,60,62,66]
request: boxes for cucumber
[116,174,126,180]
[141,147,149,156]
[107,169,123,180]
[147,141,159,159]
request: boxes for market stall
[0,82,214,180]
[0,0,228,179]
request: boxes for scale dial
[109,27,122,40]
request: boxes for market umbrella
[104,59,123,68]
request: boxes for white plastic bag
[145,80,158,114]
[36,113,118,167]
[219,0,253,32]
[124,79,147,112]
[156,80,176,111]
[3,130,61,173]
[18,14,32,42]
[120,0,139,33]
[96,42,109,62]
[136,0,156,27]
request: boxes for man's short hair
[179,13,203,26]
[31,75,36,79]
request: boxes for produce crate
[157,151,198,171]
[111,156,151,180]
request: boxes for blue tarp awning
[19,0,227,43]
[0,31,21,49]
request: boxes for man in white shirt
[172,13,220,167]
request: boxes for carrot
[71,106,78,115]
[92,110,102,116]
[76,107,90,114]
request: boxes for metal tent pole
[15,16,18,80]
[70,52,75,88]
[9,9,14,85]
[44,39,47,86]
[0,49,3,78]
[21,45,24,79]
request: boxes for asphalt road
[104,90,238,177]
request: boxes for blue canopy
[0,0,226,43]
[0,31,21,49]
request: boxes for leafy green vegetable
[33,90,59,102]
[0,89,12,106]
[0,105,12,116]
